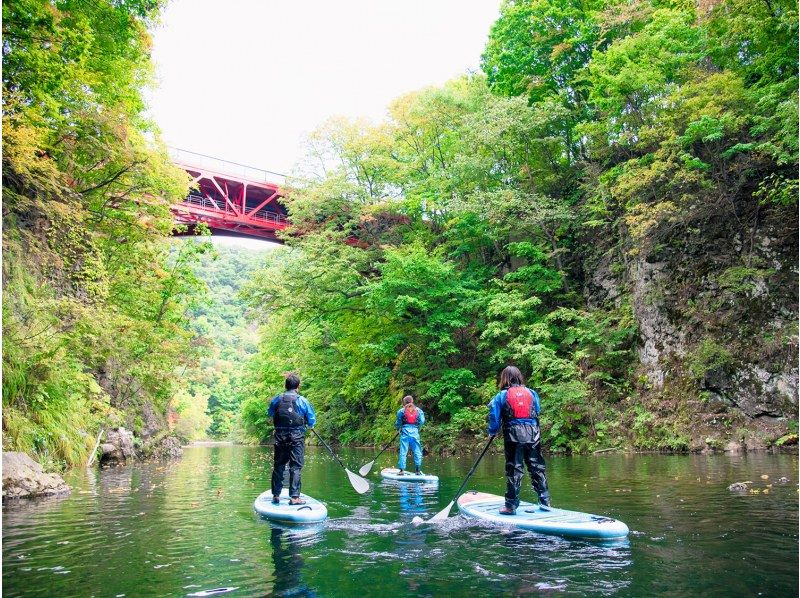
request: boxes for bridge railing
[169,147,286,186]
[181,193,288,226]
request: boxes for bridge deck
[170,148,288,241]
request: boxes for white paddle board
[380,467,439,483]
[254,489,328,524]
[457,491,629,539]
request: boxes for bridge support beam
[169,149,289,241]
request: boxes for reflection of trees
[270,527,318,597]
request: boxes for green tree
[2,0,210,467]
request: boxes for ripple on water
[1,446,797,597]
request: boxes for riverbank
[5,421,794,503]
[188,440,235,446]
[2,453,70,501]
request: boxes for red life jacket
[402,405,419,425]
[505,386,534,420]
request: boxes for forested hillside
[177,244,267,441]
[2,0,209,468]
[3,0,796,468]
[241,0,798,452]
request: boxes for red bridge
[170,148,288,241]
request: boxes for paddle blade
[429,500,455,522]
[358,460,374,477]
[346,468,371,494]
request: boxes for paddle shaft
[372,431,399,461]
[310,428,348,470]
[448,434,497,506]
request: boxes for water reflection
[269,525,320,597]
[398,484,424,515]
[2,447,796,597]
[395,501,435,595]
[380,479,439,522]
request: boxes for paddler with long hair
[487,365,551,514]
[395,395,426,475]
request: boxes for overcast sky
[147,1,500,176]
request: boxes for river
[2,445,797,596]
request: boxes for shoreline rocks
[149,435,183,460]
[2,452,70,500]
[100,427,135,465]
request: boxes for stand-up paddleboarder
[395,395,426,475]
[487,365,551,514]
[268,373,316,505]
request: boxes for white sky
[147,0,500,175]
[211,235,279,251]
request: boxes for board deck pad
[380,468,439,483]
[457,491,629,539]
[254,489,328,524]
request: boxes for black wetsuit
[502,419,550,509]
[496,386,550,509]
[270,391,310,498]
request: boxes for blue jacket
[487,387,540,435]
[395,406,425,435]
[268,392,316,430]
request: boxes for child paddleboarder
[395,395,426,475]
[268,373,316,505]
[487,365,551,514]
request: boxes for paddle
[358,431,400,476]
[418,434,497,524]
[310,428,371,494]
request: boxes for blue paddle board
[254,489,328,524]
[457,491,629,539]
[380,467,439,483]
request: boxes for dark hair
[402,395,414,405]
[499,366,524,389]
[285,373,301,391]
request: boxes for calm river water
[2,445,797,597]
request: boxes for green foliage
[688,340,735,379]
[183,244,266,439]
[716,266,773,296]
[239,395,273,443]
[2,0,208,468]
[172,388,212,442]
[238,0,796,454]
[423,369,479,414]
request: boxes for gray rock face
[585,253,623,308]
[140,401,161,440]
[100,427,135,465]
[584,215,798,446]
[631,258,687,389]
[624,218,797,424]
[704,364,799,418]
[150,435,183,460]
[2,452,70,500]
